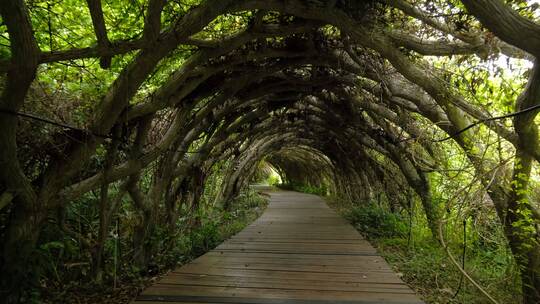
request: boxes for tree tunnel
[2,0,540,302]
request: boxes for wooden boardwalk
[134,190,423,304]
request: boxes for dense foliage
[326,196,520,303]
[2,0,540,303]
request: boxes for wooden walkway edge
[133,190,424,304]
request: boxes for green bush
[276,182,327,196]
[39,187,268,303]
[297,184,327,196]
[345,204,407,238]
[330,199,522,303]
[267,175,280,186]
[189,221,221,256]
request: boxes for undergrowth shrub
[276,182,327,196]
[39,187,267,304]
[345,204,407,238]
[267,175,280,186]
[328,198,521,304]
[187,221,221,257]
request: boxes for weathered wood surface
[133,190,423,304]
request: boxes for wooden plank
[186,263,393,274]
[134,296,422,304]
[138,285,423,302]
[158,273,410,289]
[156,277,412,293]
[197,254,391,269]
[179,264,395,276]
[192,254,392,268]
[171,268,405,284]
[133,190,423,304]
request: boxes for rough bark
[0,0,41,300]
[505,63,540,303]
